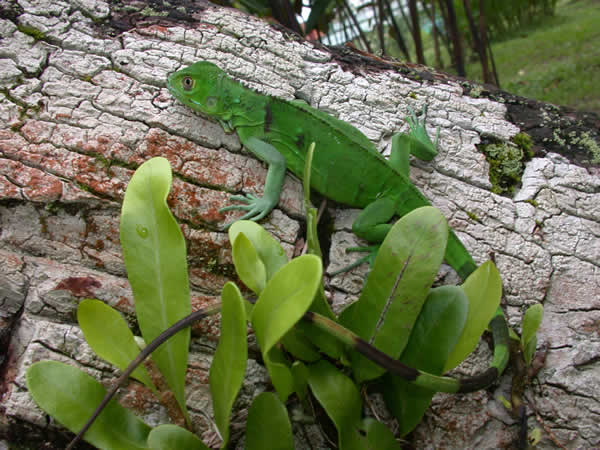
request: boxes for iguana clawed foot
[219,193,277,228]
[405,104,440,160]
[330,245,380,276]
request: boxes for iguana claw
[329,245,380,276]
[219,193,276,227]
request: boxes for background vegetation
[462,0,599,113]
[219,0,598,114]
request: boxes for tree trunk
[435,0,454,64]
[462,0,492,84]
[408,0,426,64]
[479,0,500,87]
[268,0,303,34]
[422,0,442,67]
[376,0,386,54]
[441,0,466,76]
[343,0,373,52]
[1,2,599,449]
[385,0,411,60]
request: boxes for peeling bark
[1,0,599,448]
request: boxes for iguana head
[168,61,238,121]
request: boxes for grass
[364,0,598,113]
[462,0,600,114]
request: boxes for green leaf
[521,303,543,364]
[245,392,294,450]
[209,282,247,447]
[523,335,538,366]
[497,395,512,410]
[263,346,295,402]
[232,232,267,294]
[444,260,502,372]
[251,254,322,401]
[281,328,321,362]
[294,298,342,359]
[509,326,520,341]
[77,299,156,392]
[529,426,543,446]
[359,418,402,450]
[339,206,448,382]
[382,286,469,436]
[26,361,151,450]
[308,360,363,450]
[147,424,208,450]
[401,286,469,370]
[229,220,288,281]
[291,361,310,403]
[120,157,191,422]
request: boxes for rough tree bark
[1,0,599,448]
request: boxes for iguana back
[233,94,428,209]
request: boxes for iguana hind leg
[329,197,397,275]
[336,106,439,274]
[352,196,396,242]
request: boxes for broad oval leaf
[400,286,469,370]
[232,232,266,294]
[229,220,288,281]
[209,282,247,447]
[339,206,448,382]
[382,286,469,435]
[120,157,191,421]
[77,299,156,392]
[252,254,322,352]
[26,361,151,450]
[147,424,208,450]
[444,260,502,372]
[245,392,293,450]
[251,254,322,401]
[308,360,363,450]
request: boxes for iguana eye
[182,76,194,91]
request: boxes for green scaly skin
[167,61,509,389]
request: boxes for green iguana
[167,61,477,279]
[167,62,509,377]
[167,61,509,383]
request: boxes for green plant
[27,156,511,449]
[499,303,545,448]
[520,303,544,366]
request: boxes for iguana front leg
[352,197,396,242]
[219,136,287,225]
[347,106,439,266]
[388,105,439,176]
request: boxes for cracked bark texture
[1,0,599,448]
